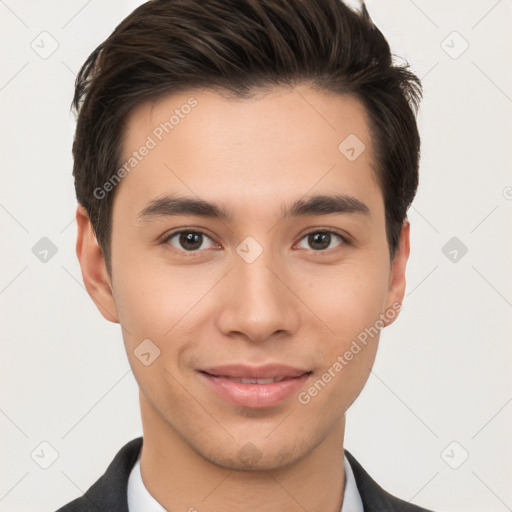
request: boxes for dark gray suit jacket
[55,437,434,511]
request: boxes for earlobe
[75,205,120,324]
[383,220,410,327]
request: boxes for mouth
[207,376,291,384]
[199,364,312,408]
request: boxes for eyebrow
[136,193,370,222]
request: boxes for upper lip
[201,364,310,379]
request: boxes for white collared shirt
[127,452,364,511]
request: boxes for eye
[296,230,346,251]
[164,230,216,252]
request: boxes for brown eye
[297,231,344,251]
[166,231,215,252]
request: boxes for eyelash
[161,228,350,257]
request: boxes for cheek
[111,252,220,349]
[297,255,390,339]
[294,253,389,398]
[296,269,386,414]
[297,341,377,426]
[111,257,206,403]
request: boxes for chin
[194,431,320,472]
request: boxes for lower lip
[200,372,311,408]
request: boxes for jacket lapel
[344,450,433,512]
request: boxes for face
[77,84,409,471]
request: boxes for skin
[76,84,410,511]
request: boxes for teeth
[227,377,287,384]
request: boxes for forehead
[114,85,382,219]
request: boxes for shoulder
[54,437,143,512]
[345,450,435,512]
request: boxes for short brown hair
[72,0,421,275]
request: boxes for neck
[138,393,346,512]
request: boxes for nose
[215,251,300,344]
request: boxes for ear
[382,219,410,327]
[75,205,119,323]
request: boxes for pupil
[309,232,330,250]
[180,232,202,250]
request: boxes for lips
[219,377,287,384]
[199,364,312,408]
[202,364,309,379]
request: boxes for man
[57,0,432,510]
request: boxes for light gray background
[1,1,511,511]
